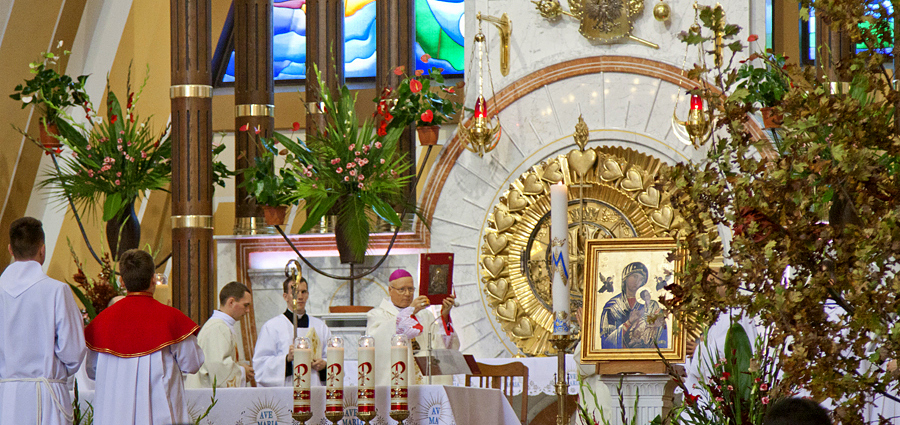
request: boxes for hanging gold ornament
[653,0,671,22]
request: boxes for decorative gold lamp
[458,23,502,157]
[672,2,717,146]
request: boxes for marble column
[599,374,677,425]
[305,0,344,135]
[233,0,275,235]
[170,0,215,323]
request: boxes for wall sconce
[458,26,501,157]
[475,12,512,77]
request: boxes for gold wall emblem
[532,0,658,48]
[480,146,683,356]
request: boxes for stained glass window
[220,0,464,83]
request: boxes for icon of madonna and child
[598,261,668,350]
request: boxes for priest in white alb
[366,269,459,386]
[84,249,204,425]
[0,217,86,425]
[253,276,331,386]
[186,281,254,388]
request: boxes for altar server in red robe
[0,217,86,425]
[85,249,204,425]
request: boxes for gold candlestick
[357,409,377,425]
[549,334,579,425]
[390,409,410,425]
[325,408,344,425]
[292,411,313,424]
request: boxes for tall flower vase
[334,222,364,264]
[106,201,141,260]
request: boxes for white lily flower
[21,95,33,104]
[57,40,64,48]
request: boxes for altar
[74,385,520,425]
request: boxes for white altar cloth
[74,385,519,425]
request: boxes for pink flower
[336,167,343,173]
[116,172,122,177]
[349,143,356,151]
[727,385,734,391]
[363,145,370,153]
[344,176,350,181]
[358,174,364,181]
[358,183,364,189]
[380,158,385,164]
[375,142,382,149]
[349,169,357,176]
[346,162,355,169]
[760,383,769,391]
[420,109,434,123]
[715,397,724,402]
[762,396,770,405]
[410,79,422,93]
[331,158,341,165]
[141,151,147,159]
[748,34,759,42]
[120,130,125,135]
[115,179,120,185]
[355,151,361,156]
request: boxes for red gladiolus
[110,114,118,124]
[410,79,423,93]
[239,123,250,132]
[393,66,405,76]
[292,121,301,131]
[747,34,759,42]
[420,109,434,123]
[377,121,387,137]
[685,393,700,405]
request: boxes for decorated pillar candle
[357,336,375,414]
[325,336,344,414]
[292,337,312,415]
[390,334,409,411]
[550,182,571,335]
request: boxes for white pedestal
[598,374,676,425]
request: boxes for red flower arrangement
[375,54,464,134]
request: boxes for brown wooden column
[233,0,275,235]
[305,0,344,134]
[170,0,215,323]
[377,0,416,205]
[815,16,853,82]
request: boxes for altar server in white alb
[0,217,86,425]
[186,281,255,388]
[366,269,459,386]
[84,249,204,425]
[253,276,331,386]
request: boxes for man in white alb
[366,269,459,386]
[186,281,255,388]
[0,217,86,425]
[253,276,332,386]
[84,249,204,425]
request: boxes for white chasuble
[0,261,86,425]
[253,312,331,387]
[366,298,459,387]
[185,310,246,388]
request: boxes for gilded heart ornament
[637,187,661,208]
[506,190,527,212]
[522,173,545,195]
[600,159,624,181]
[486,278,509,300]
[483,256,507,278]
[541,161,564,183]
[650,205,674,229]
[621,169,644,191]
[485,232,509,254]
[511,317,534,338]
[494,209,516,232]
[567,149,597,176]
[497,299,519,321]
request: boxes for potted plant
[735,48,790,128]
[264,64,416,263]
[10,41,88,148]
[37,67,172,259]
[376,54,464,145]
[238,134,300,226]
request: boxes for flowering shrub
[38,67,172,222]
[375,54,464,134]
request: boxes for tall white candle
[325,337,344,414]
[358,336,375,414]
[292,337,311,415]
[550,182,571,335]
[390,334,409,411]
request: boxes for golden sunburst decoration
[480,146,694,356]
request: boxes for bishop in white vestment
[186,281,254,388]
[366,269,459,387]
[253,277,332,386]
[84,249,204,425]
[0,217,86,425]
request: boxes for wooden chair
[465,361,529,425]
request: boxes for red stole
[85,292,199,358]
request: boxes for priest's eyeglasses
[390,286,415,294]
